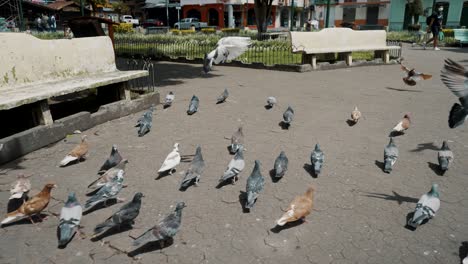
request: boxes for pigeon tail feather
[60,155,78,167]
[448,103,467,128]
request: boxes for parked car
[174,18,208,30]
[142,19,164,28]
[120,15,139,26]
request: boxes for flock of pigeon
[0,36,467,260]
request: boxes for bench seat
[454,29,468,47]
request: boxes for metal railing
[386,40,403,59]
[115,57,156,93]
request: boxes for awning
[143,0,180,8]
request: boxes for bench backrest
[290,28,388,53]
[0,33,117,89]
[454,29,468,41]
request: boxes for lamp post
[80,0,84,16]
[290,0,295,31]
[431,0,436,12]
[18,0,24,31]
[325,0,330,28]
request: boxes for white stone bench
[0,33,148,126]
[289,28,401,69]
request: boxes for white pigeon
[203,37,252,73]
[463,256,468,264]
[219,146,245,184]
[164,92,175,108]
[267,97,277,108]
[158,143,181,175]
[9,174,31,200]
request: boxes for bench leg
[374,50,390,63]
[311,55,317,70]
[118,82,131,101]
[338,52,352,66]
[37,100,53,126]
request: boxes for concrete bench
[289,28,401,69]
[454,29,468,47]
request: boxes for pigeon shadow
[56,226,78,249]
[303,164,317,178]
[385,87,423,93]
[361,190,418,205]
[346,119,357,127]
[459,241,468,263]
[264,105,273,110]
[279,121,290,130]
[374,160,386,172]
[216,178,235,189]
[270,220,304,233]
[389,131,405,137]
[1,213,48,227]
[163,104,171,109]
[90,224,133,242]
[83,198,118,215]
[410,142,439,152]
[428,162,446,176]
[156,170,174,180]
[269,169,282,183]
[128,237,174,258]
[238,191,250,213]
[216,100,226,105]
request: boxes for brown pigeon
[401,64,432,86]
[276,186,315,226]
[60,135,89,166]
[392,113,411,133]
[351,106,361,123]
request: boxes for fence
[115,57,156,93]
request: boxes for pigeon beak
[53,184,58,188]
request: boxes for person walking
[423,5,444,50]
[48,14,56,32]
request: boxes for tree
[408,0,423,24]
[254,0,274,38]
[112,1,130,16]
[74,0,107,14]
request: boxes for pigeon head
[175,202,186,211]
[195,146,202,155]
[238,126,243,133]
[388,137,395,146]
[279,151,286,157]
[45,183,57,190]
[81,135,88,142]
[314,143,321,151]
[133,192,144,202]
[404,113,411,120]
[441,141,450,150]
[254,160,261,169]
[429,183,440,198]
[111,144,118,152]
[66,192,78,203]
[173,143,179,150]
[169,91,174,95]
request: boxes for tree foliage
[112,1,130,15]
[254,0,274,37]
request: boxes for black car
[142,19,164,28]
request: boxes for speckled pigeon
[217,88,229,104]
[164,92,175,108]
[187,95,199,115]
[98,145,122,174]
[283,106,294,126]
[136,106,154,137]
[384,138,398,173]
[180,146,205,189]
[311,144,324,176]
[230,126,244,154]
[440,58,468,128]
[84,170,124,211]
[407,183,440,229]
[274,151,288,178]
[219,145,245,184]
[438,141,454,171]
[58,192,82,247]
[245,160,265,209]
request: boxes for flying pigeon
[276,186,314,226]
[217,88,229,104]
[266,97,277,109]
[60,135,89,167]
[391,113,411,134]
[440,58,468,128]
[98,145,123,174]
[245,160,265,210]
[407,183,440,229]
[383,138,398,173]
[400,63,432,86]
[93,192,143,237]
[58,192,83,247]
[351,106,361,123]
[219,145,245,184]
[87,159,129,191]
[158,143,181,175]
[187,95,199,115]
[1,183,56,226]
[84,170,125,211]
[311,144,324,176]
[180,146,205,189]
[438,141,454,171]
[230,126,244,154]
[203,37,252,73]
[136,106,154,137]
[283,106,294,127]
[8,174,32,212]
[274,151,289,179]
[132,202,186,248]
[164,92,175,108]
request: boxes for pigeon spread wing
[214,37,252,64]
[441,59,468,98]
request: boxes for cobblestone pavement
[0,44,467,264]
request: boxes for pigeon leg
[28,216,36,225]
[301,217,308,223]
[159,240,165,249]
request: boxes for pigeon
[203,37,252,73]
[274,151,289,179]
[351,106,361,123]
[187,95,199,115]
[407,183,440,229]
[283,106,294,127]
[391,113,411,134]
[383,137,398,173]
[440,58,468,128]
[8,174,32,213]
[266,97,277,109]
[219,145,245,184]
[60,135,89,167]
[245,160,265,209]
[276,186,314,226]
[1,183,56,226]
[230,126,244,154]
[438,141,454,171]
[132,202,186,248]
[136,106,154,137]
[464,256,468,264]
[98,145,123,175]
[58,192,83,247]
[87,159,129,190]
[164,92,175,108]
[311,144,324,176]
[217,88,229,104]
[84,170,125,211]
[158,143,181,175]
[400,64,432,86]
[180,146,205,189]
[92,192,143,237]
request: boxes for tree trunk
[254,0,273,39]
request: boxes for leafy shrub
[113,23,134,33]
[442,28,454,38]
[202,28,216,34]
[221,28,240,33]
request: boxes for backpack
[426,14,435,26]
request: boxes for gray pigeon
[274,151,288,178]
[219,146,245,184]
[132,202,186,248]
[187,95,199,115]
[164,92,175,108]
[311,144,324,176]
[88,159,128,190]
[438,141,454,171]
[136,106,154,137]
[283,106,294,126]
[407,183,440,229]
[217,88,229,104]
[266,97,277,108]
[440,59,468,128]
[85,170,125,211]
[92,192,143,237]
[384,138,398,173]
[180,146,205,189]
[230,126,244,154]
[98,145,123,174]
[245,160,265,209]
[58,192,82,247]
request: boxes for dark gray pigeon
[440,59,468,128]
[311,144,324,176]
[132,202,186,248]
[384,138,398,173]
[88,159,128,191]
[230,126,244,154]
[217,88,229,104]
[219,145,245,184]
[136,106,154,137]
[84,170,124,211]
[58,192,82,247]
[98,145,123,175]
[92,192,143,237]
[245,160,265,209]
[274,151,288,178]
[180,146,205,189]
[164,92,175,108]
[283,106,294,126]
[438,141,454,171]
[187,95,199,115]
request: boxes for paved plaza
[1,44,467,264]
